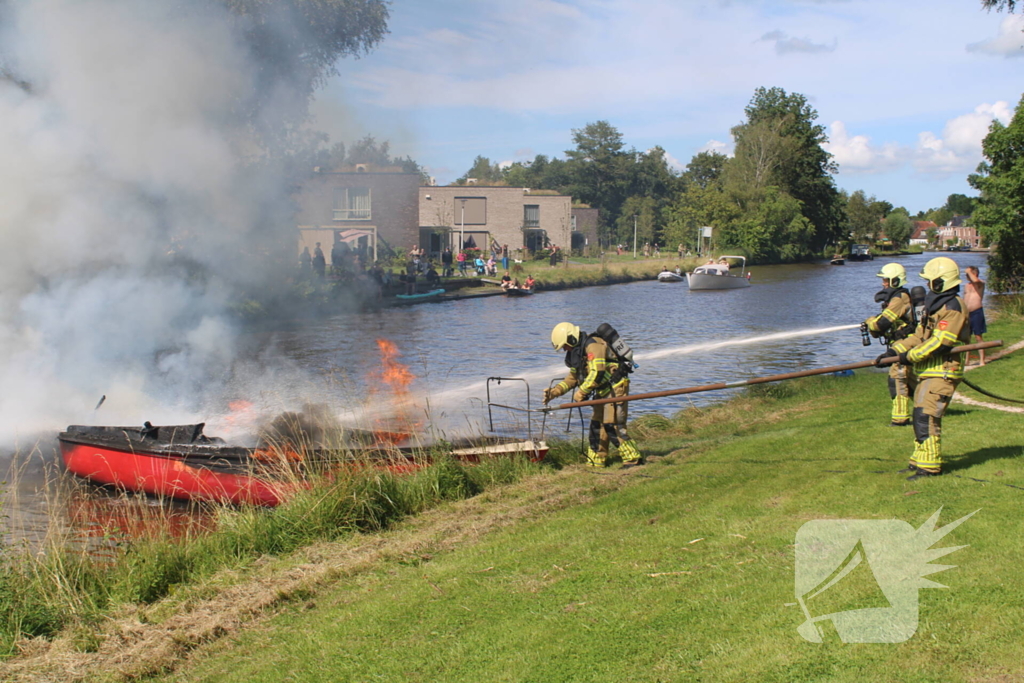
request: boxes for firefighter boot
[890,395,910,426]
[907,435,941,480]
[619,439,643,467]
[585,448,605,468]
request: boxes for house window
[334,187,371,221]
[455,197,486,225]
[571,214,577,231]
[524,204,540,228]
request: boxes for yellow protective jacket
[865,288,912,346]
[892,290,970,380]
[551,337,616,400]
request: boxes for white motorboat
[686,256,751,290]
[657,270,685,283]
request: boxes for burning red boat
[58,422,548,507]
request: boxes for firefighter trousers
[585,378,641,465]
[887,362,911,424]
[908,375,959,474]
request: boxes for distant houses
[910,221,936,247]
[293,167,594,263]
[936,215,981,249]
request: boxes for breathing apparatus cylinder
[910,285,927,327]
[595,322,638,371]
[860,322,872,346]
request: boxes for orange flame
[368,339,418,445]
[376,339,415,392]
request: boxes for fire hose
[543,340,1005,411]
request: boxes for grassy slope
[170,320,1024,683]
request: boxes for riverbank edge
[4,317,1021,682]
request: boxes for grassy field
[489,253,697,290]
[138,316,1024,683]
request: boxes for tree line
[451,87,920,264]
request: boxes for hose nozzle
[860,322,872,346]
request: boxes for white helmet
[550,322,581,350]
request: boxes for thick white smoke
[0,0,313,441]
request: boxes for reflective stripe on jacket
[892,294,970,379]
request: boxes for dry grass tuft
[0,466,631,683]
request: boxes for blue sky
[310,0,1023,213]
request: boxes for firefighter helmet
[877,262,906,288]
[550,322,581,350]
[919,256,961,293]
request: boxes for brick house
[936,216,980,249]
[418,186,572,259]
[293,165,420,266]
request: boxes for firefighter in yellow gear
[864,263,914,426]
[877,257,970,480]
[543,322,642,468]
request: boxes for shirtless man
[964,265,987,366]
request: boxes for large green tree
[683,151,729,190]
[969,93,1024,291]
[845,190,884,242]
[883,210,913,249]
[729,87,844,252]
[564,121,630,238]
[980,1,1017,10]
[457,156,504,185]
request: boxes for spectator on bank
[501,271,513,290]
[312,242,326,278]
[441,248,453,277]
[965,265,987,366]
[457,250,467,274]
[300,246,312,273]
[486,256,497,276]
[501,244,509,270]
[425,263,440,288]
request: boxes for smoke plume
[0,0,321,441]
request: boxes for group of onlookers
[297,241,537,298]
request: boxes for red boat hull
[58,424,548,508]
[59,441,286,507]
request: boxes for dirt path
[0,467,638,682]
[954,338,1024,414]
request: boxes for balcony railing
[333,208,371,221]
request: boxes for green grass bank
[153,316,1024,683]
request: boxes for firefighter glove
[874,349,897,367]
[542,388,555,405]
[573,389,586,403]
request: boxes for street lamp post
[459,199,466,254]
[633,214,638,259]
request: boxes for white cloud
[967,14,1024,57]
[660,149,685,171]
[913,101,1012,175]
[696,139,733,157]
[759,29,837,55]
[824,121,903,173]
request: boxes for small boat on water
[848,244,873,261]
[58,422,547,506]
[504,287,534,296]
[657,271,685,283]
[830,257,845,265]
[686,256,751,290]
[395,288,445,302]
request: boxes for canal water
[2,251,991,542]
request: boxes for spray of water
[349,323,862,431]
